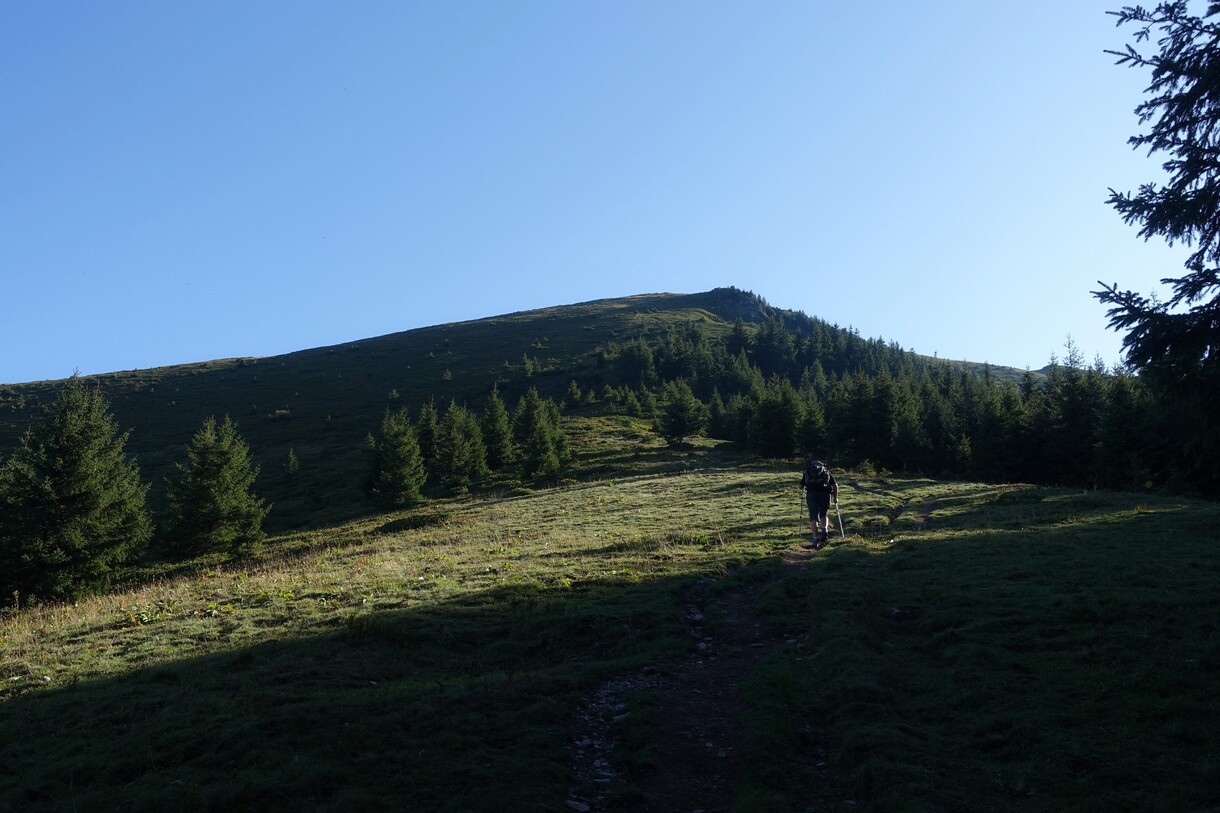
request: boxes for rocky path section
[567,547,818,812]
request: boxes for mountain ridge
[0,287,1043,532]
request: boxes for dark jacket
[801,461,838,497]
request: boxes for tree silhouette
[166,415,268,558]
[480,387,515,471]
[0,377,152,600]
[657,379,708,446]
[435,401,488,493]
[1097,3,1220,490]
[369,407,427,509]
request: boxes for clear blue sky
[0,1,1188,384]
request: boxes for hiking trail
[566,543,833,812]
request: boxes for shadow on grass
[7,482,1217,813]
[744,496,1220,811]
[0,573,705,813]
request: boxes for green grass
[0,288,1041,536]
[0,291,746,533]
[2,438,1218,810]
[0,437,800,812]
[749,481,1220,811]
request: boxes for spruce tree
[166,415,268,558]
[726,319,752,357]
[481,387,515,471]
[1099,2,1220,375]
[637,386,659,420]
[615,338,657,389]
[0,377,152,601]
[622,388,643,418]
[369,407,427,509]
[751,317,796,378]
[435,401,488,492]
[415,398,440,469]
[796,393,827,456]
[512,388,546,446]
[1097,4,1220,492]
[521,417,562,480]
[544,398,573,470]
[747,377,801,457]
[1096,370,1153,490]
[723,392,755,446]
[514,388,571,480]
[657,379,708,445]
[564,380,583,410]
[707,389,728,439]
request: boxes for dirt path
[844,477,937,535]
[567,545,817,812]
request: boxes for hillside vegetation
[2,287,1218,810]
[2,419,1217,810]
[3,286,1200,553]
[0,290,767,532]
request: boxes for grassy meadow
[2,418,1218,811]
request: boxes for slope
[0,290,761,531]
[1,424,1216,811]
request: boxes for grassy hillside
[2,418,1217,811]
[0,288,1045,536]
[0,290,757,532]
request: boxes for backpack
[804,460,831,491]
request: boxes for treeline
[0,378,572,603]
[367,386,571,509]
[2,289,1209,604]
[581,311,1208,495]
[0,378,269,603]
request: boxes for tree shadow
[0,571,712,813]
[744,500,1220,811]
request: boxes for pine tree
[564,380,583,410]
[723,392,755,446]
[481,387,515,471]
[1097,4,1220,492]
[657,379,708,445]
[1095,370,1153,490]
[544,398,573,471]
[0,377,152,601]
[751,317,796,378]
[435,401,488,492]
[513,388,571,480]
[615,338,657,389]
[796,393,827,456]
[1043,344,1105,488]
[725,318,752,357]
[521,417,562,480]
[637,386,659,420]
[621,388,643,418]
[415,398,440,468]
[747,377,801,457]
[369,407,427,509]
[166,415,269,558]
[707,389,728,439]
[512,388,544,445]
[886,374,928,472]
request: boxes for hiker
[801,455,838,549]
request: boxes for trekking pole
[835,499,844,538]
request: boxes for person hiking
[800,455,838,549]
